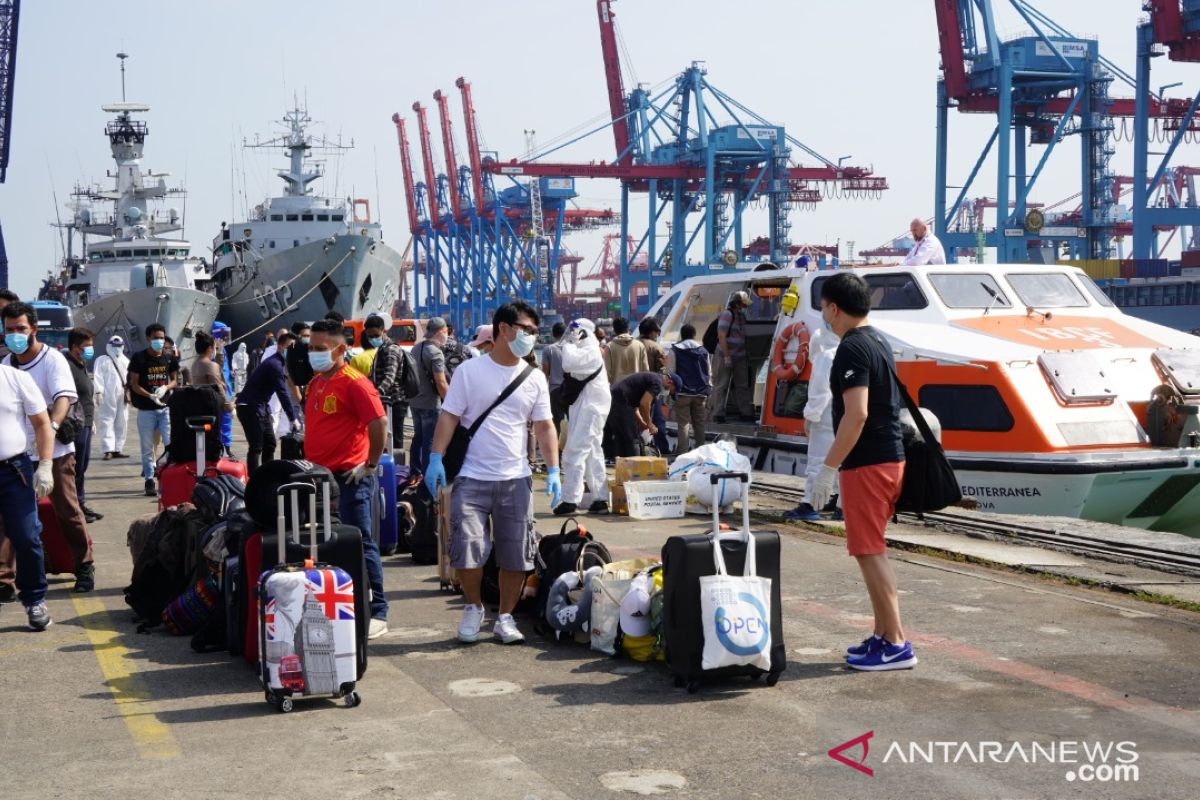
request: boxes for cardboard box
[615,456,668,484]
[609,479,627,515]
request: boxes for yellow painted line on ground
[71,595,181,760]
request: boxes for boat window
[133,249,149,257]
[286,214,299,222]
[179,248,189,257]
[270,214,283,221]
[301,213,314,221]
[653,290,682,327]
[917,385,1014,432]
[928,273,1012,309]
[1006,272,1088,308]
[1073,273,1115,307]
[90,253,102,263]
[389,323,417,343]
[332,214,344,221]
[748,281,790,321]
[165,249,176,257]
[808,274,928,310]
[317,214,329,221]
[153,249,165,257]
[269,241,276,249]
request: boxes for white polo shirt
[0,365,48,461]
[8,345,79,460]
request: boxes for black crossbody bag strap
[864,331,939,446]
[466,364,536,437]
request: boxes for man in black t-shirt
[811,272,915,672]
[604,371,677,458]
[127,323,179,496]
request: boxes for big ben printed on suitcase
[259,479,361,712]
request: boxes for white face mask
[108,345,123,358]
[510,329,536,358]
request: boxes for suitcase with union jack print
[258,479,362,712]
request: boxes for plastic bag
[669,440,752,511]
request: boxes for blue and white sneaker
[845,633,881,658]
[783,502,821,522]
[830,508,845,522]
[846,638,917,671]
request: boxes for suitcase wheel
[278,696,294,713]
[672,675,685,689]
[686,681,700,695]
[766,671,781,687]
[343,691,362,708]
[380,545,397,557]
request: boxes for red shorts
[840,461,905,557]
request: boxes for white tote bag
[699,516,773,672]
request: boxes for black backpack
[124,504,208,628]
[191,474,246,525]
[702,317,720,354]
[167,385,223,464]
[398,347,420,400]
[442,336,472,378]
[532,519,612,630]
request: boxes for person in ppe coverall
[784,324,842,521]
[554,318,612,517]
[232,343,249,394]
[94,335,131,460]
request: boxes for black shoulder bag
[442,364,536,481]
[866,333,962,514]
[559,366,603,407]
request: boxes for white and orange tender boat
[645,263,1200,536]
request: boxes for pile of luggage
[124,391,370,713]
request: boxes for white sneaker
[458,604,485,643]
[367,618,388,640]
[493,613,525,645]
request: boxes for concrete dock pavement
[1,446,1199,799]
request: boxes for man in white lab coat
[94,335,131,460]
[901,218,946,266]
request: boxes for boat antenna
[117,52,129,102]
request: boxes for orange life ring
[771,321,810,381]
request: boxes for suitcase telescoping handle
[186,415,216,474]
[707,471,757,577]
[274,477,333,567]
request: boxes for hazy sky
[2,0,1197,300]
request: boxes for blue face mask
[82,346,95,361]
[368,336,384,349]
[150,338,165,352]
[308,350,334,373]
[5,333,29,355]
[301,336,310,345]
[510,330,536,358]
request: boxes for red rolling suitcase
[38,497,92,575]
[159,416,249,510]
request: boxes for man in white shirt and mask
[901,218,946,266]
[94,335,131,460]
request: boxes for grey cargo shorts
[449,475,537,571]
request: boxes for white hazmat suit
[560,319,611,507]
[803,327,841,507]
[94,344,130,455]
[232,343,249,394]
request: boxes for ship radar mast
[246,104,353,198]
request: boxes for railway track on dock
[751,480,1200,578]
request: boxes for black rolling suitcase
[661,472,786,693]
[253,468,370,680]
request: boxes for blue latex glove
[425,452,447,496]
[546,466,562,508]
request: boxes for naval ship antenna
[117,52,128,102]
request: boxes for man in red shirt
[304,319,389,639]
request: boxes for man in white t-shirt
[425,301,561,645]
[0,362,57,629]
[2,301,96,593]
